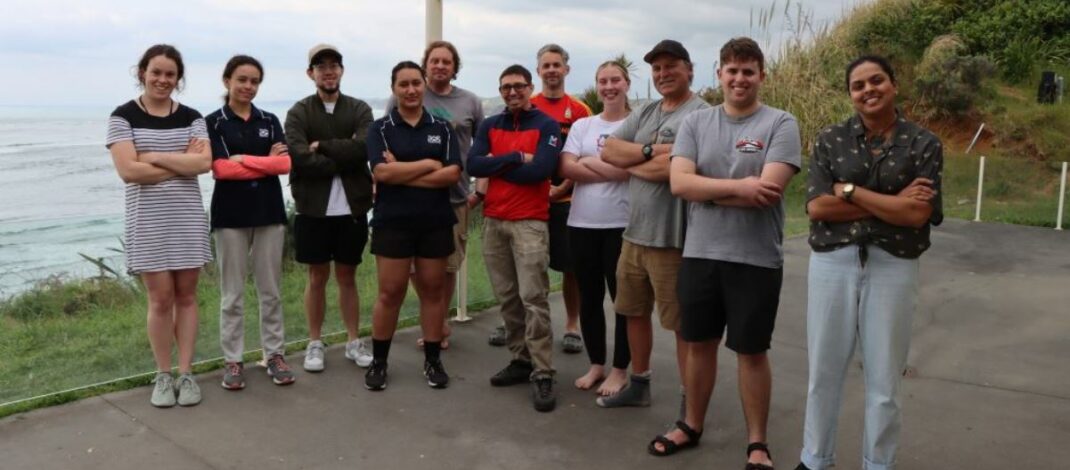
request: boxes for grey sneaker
[150,372,176,408]
[596,374,651,408]
[176,373,201,407]
[561,332,584,354]
[304,340,325,372]
[221,362,245,390]
[266,354,296,386]
[345,339,373,368]
[488,325,507,347]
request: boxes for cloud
[0,0,863,108]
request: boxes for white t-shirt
[321,101,352,216]
[563,115,630,228]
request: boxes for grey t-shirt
[672,104,802,268]
[611,94,709,249]
[388,85,484,203]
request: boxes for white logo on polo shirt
[428,135,442,144]
[549,135,559,147]
[259,128,269,138]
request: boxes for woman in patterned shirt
[797,55,943,470]
[106,45,212,408]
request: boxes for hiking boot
[266,354,296,386]
[221,362,245,390]
[175,373,201,407]
[596,374,651,408]
[531,377,556,412]
[424,359,450,389]
[364,360,388,391]
[490,359,533,387]
[488,325,507,347]
[304,340,325,372]
[150,372,176,408]
[345,339,373,368]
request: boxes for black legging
[568,226,630,369]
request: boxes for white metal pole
[454,256,471,322]
[974,156,986,222]
[1057,161,1067,230]
[426,0,442,44]
[965,123,985,154]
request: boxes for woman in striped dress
[106,44,212,408]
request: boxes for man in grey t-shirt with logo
[598,39,708,410]
[650,38,800,468]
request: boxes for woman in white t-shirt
[558,61,633,395]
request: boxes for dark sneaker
[794,464,812,470]
[531,377,556,412]
[364,360,388,391]
[424,359,449,389]
[490,359,533,387]
[488,325,507,347]
[221,362,245,390]
[266,354,296,386]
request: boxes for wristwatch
[641,144,654,161]
[842,183,856,202]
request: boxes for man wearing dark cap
[285,44,375,373]
[599,39,708,410]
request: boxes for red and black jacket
[467,106,561,221]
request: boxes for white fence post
[974,156,986,222]
[1057,161,1067,231]
[453,255,471,322]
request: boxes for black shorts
[677,257,783,353]
[293,214,368,265]
[371,226,455,259]
[548,201,572,272]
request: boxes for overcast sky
[0,0,863,109]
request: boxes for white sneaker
[304,340,325,372]
[345,339,373,368]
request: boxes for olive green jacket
[285,93,374,217]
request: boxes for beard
[317,84,340,95]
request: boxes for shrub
[0,275,138,322]
[912,35,995,121]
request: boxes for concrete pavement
[1,219,1067,469]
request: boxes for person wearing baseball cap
[285,43,376,374]
[598,39,709,422]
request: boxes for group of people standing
[106,35,941,470]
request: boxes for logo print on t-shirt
[596,134,608,152]
[428,135,442,144]
[549,135,559,148]
[259,128,270,138]
[735,137,765,154]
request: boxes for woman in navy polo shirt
[205,55,294,391]
[364,61,461,391]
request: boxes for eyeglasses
[312,63,341,72]
[499,83,530,93]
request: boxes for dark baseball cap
[643,39,691,64]
[308,43,343,67]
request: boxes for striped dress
[106,101,212,274]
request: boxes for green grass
[0,216,510,415]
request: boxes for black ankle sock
[372,338,393,363]
[424,341,442,361]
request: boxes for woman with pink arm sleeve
[205,55,294,391]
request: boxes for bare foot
[574,364,605,390]
[597,367,628,396]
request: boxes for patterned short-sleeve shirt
[806,112,943,259]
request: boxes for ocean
[0,103,381,298]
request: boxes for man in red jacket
[467,64,561,412]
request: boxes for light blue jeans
[800,245,919,470]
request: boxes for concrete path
[1,219,1067,469]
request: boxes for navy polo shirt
[366,107,462,229]
[205,104,287,229]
